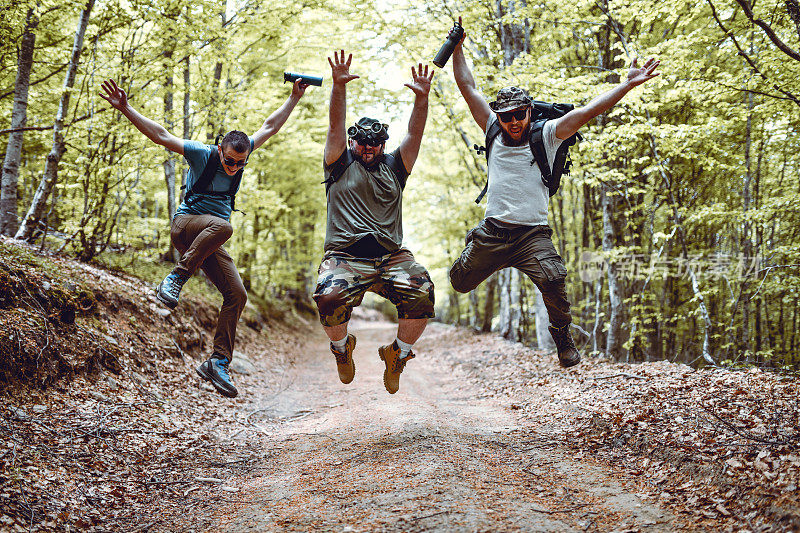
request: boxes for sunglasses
[222,156,247,168]
[497,108,529,123]
[355,138,385,147]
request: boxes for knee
[449,264,474,294]
[227,285,247,309]
[215,221,234,241]
[314,290,346,319]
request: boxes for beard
[356,151,382,169]
[500,124,531,146]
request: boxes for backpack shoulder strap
[323,149,355,192]
[186,145,220,200]
[530,119,581,197]
[529,119,552,191]
[474,120,503,204]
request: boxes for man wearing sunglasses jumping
[100,77,310,398]
[447,20,660,368]
[312,50,435,394]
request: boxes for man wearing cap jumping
[312,50,435,394]
[447,21,660,367]
[100,77,310,398]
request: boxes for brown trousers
[170,214,247,359]
[449,219,572,327]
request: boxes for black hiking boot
[196,353,238,398]
[548,324,581,368]
[156,269,191,309]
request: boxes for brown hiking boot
[549,324,581,368]
[378,341,415,394]
[330,334,356,384]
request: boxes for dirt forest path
[184,321,678,532]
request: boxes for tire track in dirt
[200,322,682,532]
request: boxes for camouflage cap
[488,86,532,112]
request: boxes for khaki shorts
[312,248,435,327]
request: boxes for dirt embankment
[1,239,798,532]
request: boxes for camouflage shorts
[312,248,435,327]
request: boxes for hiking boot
[156,269,190,309]
[196,353,238,398]
[330,334,356,384]
[378,341,415,394]
[549,324,581,368]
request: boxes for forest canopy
[2,0,799,369]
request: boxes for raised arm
[554,57,661,140]
[397,63,434,174]
[100,79,184,155]
[452,20,491,132]
[251,79,309,150]
[325,50,360,166]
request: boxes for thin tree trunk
[468,289,480,329]
[534,286,555,350]
[1,7,37,236]
[602,186,624,359]
[498,268,522,341]
[163,45,178,262]
[481,273,497,332]
[742,80,754,359]
[15,0,95,241]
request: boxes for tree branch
[707,0,800,106]
[732,0,800,61]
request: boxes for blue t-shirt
[174,138,254,221]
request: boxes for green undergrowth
[0,241,316,391]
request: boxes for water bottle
[432,21,464,68]
[283,72,323,87]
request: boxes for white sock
[395,338,413,359]
[331,335,348,351]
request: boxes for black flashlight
[432,21,464,68]
[283,72,323,86]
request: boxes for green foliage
[3,0,800,368]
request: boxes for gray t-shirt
[484,114,563,226]
[322,149,409,252]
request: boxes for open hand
[404,63,434,97]
[627,57,660,87]
[328,50,359,86]
[99,79,128,110]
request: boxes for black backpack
[474,100,582,203]
[181,135,247,213]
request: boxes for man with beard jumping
[447,20,660,367]
[312,50,435,394]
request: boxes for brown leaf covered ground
[0,238,798,532]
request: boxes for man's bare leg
[397,318,428,346]
[323,322,349,342]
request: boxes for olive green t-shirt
[322,149,409,253]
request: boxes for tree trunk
[163,45,179,262]
[534,286,556,350]
[741,83,754,358]
[1,8,37,236]
[181,56,191,199]
[15,0,95,242]
[498,268,521,341]
[602,185,624,359]
[481,273,497,332]
[468,289,480,329]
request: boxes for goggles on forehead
[348,122,389,146]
